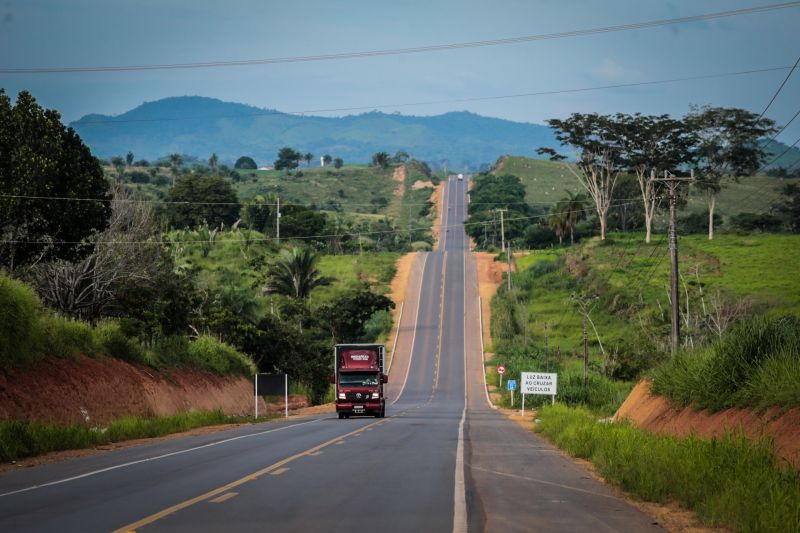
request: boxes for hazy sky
[1,0,798,142]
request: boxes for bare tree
[32,185,164,320]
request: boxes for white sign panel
[521,372,557,396]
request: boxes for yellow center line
[112,419,386,532]
[209,492,238,504]
[270,468,289,476]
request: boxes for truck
[457,173,464,181]
[332,344,387,419]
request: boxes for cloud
[589,58,633,81]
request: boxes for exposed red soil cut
[615,381,800,468]
[0,356,308,426]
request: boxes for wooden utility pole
[506,240,512,291]
[543,322,549,372]
[652,170,693,354]
[497,208,507,255]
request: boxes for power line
[0,200,641,247]
[4,2,797,75]
[74,66,794,126]
[757,54,800,119]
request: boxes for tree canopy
[0,90,111,271]
[234,155,257,169]
[166,174,241,228]
[274,147,301,171]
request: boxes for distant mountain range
[69,96,558,169]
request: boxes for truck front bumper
[336,400,384,415]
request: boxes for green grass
[651,315,800,411]
[309,252,399,305]
[493,156,582,206]
[0,410,277,462]
[536,404,800,532]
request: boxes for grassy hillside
[493,155,788,221]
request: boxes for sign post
[497,365,506,391]
[507,379,517,407]
[254,373,289,418]
[520,372,558,416]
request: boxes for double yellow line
[114,418,388,532]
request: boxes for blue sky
[1,0,798,143]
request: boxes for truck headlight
[338,392,346,399]
[371,392,379,399]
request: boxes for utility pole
[506,240,512,291]
[652,170,693,354]
[497,208,507,255]
[583,313,589,388]
[276,196,281,241]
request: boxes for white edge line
[479,295,496,409]
[0,418,321,498]
[453,177,467,533]
[391,252,429,405]
[386,300,404,375]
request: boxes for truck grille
[346,391,371,401]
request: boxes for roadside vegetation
[536,404,800,533]
[478,106,800,531]
[0,410,277,462]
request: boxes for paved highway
[0,177,661,532]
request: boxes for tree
[556,190,589,245]
[0,90,111,273]
[320,289,394,343]
[263,247,334,300]
[234,155,257,170]
[371,151,390,169]
[614,113,695,243]
[208,153,219,172]
[543,113,625,240]
[774,183,800,232]
[167,153,183,187]
[125,151,134,167]
[111,156,126,182]
[548,210,567,245]
[31,185,165,321]
[333,157,344,169]
[274,147,301,171]
[393,150,410,164]
[303,152,313,168]
[684,106,776,240]
[322,154,332,167]
[167,174,241,228]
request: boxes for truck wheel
[338,413,344,420]
[380,409,386,418]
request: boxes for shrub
[0,273,41,368]
[152,335,190,367]
[94,320,151,365]
[186,335,255,375]
[38,313,95,359]
[651,315,800,410]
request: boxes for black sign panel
[255,374,286,396]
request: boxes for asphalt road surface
[0,176,662,532]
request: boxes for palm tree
[168,153,183,187]
[208,153,219,173]
[263,247,334,300]
[303,152,313,167]
[548,210,567,245]
[557,191,589,245]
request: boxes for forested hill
[69,96,557,168]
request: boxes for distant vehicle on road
[457,173,464,180]
[332,344,387,418]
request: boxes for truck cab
[333,344,387,419]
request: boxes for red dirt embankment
[616,381,800,468]
[0,356,308,426]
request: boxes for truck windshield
[339,373,379,387]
